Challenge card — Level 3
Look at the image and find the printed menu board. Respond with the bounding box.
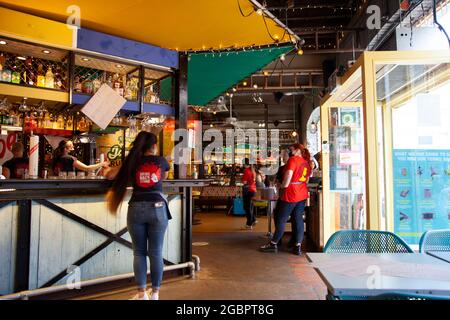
[393,149,450,244]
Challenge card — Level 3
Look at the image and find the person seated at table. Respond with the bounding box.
[51,140,109,176]
[2,142,29,179]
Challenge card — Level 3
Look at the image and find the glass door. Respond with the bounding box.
[328,105,366,231]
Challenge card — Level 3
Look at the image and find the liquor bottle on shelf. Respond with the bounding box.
[45,66,55,89]
[57,115,64,129]
[93,75,102,93]
[113,73,124,96]
[77,116,87,131]
[1,56,12,83]
[36,64,46,87]
[124,76,132,100]
[44,113,52,129]
[11,65,21,84]
[106,74,113,88]
[54,66,63,90]
[82,75,94,94]
[0,53,5,72]
[24,56,35,86]
[66,115,73,131]
[9,110,20,127]
[74,76,82,93]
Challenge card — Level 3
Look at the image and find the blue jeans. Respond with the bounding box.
[127,202,169,289]
[243,190,256,226]
[271,200,306,245]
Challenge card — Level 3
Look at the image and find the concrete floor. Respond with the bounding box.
[79,211,327,300]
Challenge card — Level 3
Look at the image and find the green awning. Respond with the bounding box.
[160,45,294,106]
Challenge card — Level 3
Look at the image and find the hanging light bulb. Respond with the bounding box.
[256,8,263,15]
[280,54,286,61]
[292,131,298,137]
[297,48,304,55]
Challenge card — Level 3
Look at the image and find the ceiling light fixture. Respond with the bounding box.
[82,57,90,61]
[42,50,51,54]
[17,56,26,61]
[0,40,7,45]
[116,64,123,68]
[280,54,286,61]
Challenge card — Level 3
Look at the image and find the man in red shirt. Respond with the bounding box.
[260,144,311,255]
[242,158,257,229]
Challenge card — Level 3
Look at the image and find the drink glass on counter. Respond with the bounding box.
[77,171,86,179]
[68,171,76,179]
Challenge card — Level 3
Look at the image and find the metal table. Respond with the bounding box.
[306,253,450,298]
[427,251,450,264]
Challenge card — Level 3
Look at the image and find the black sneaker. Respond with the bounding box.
[260,242,278,253]
[292,245,302,256]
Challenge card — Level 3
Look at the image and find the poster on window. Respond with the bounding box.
[393,149,450,244]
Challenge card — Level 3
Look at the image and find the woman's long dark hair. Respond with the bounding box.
[52,140,69,170]
[107,131,158,213]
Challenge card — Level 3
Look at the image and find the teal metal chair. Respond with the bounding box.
[369,292,450,300]
[324,230,413,253]
[419,229,450,253]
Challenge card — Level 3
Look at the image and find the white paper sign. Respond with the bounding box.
[81,84,126,130]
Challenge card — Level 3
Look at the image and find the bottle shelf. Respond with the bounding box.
[0,82,69,103]
[24,127,73,137]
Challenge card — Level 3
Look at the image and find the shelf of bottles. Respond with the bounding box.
[73,54,140,101]
[0,41,69,92]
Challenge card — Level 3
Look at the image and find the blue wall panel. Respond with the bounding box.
[77,28,178,69]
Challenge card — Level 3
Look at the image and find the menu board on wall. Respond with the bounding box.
[393,149,450,244]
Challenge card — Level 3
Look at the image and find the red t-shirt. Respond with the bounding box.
[242,167,257,193]
[281,156,310,203]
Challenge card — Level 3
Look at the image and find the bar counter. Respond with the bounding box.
[0,179,210,296]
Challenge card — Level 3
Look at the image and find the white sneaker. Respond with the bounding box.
[240,225,253,230]
[148,291,159,300]
[129,292,149,300]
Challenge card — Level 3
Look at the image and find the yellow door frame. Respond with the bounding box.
[320,50,450,244]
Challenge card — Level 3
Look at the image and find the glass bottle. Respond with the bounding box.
[45,66,54,89]
[93,75,102,93]
[113,73,124,96]
[74,76,82,93]
[106,74,113,88]
[36,64,45,87]
[82,74,93,94]
[54,66,63,90]
[25,57,35,86]
[44,112,53,129]
[11,65,21,84]
[1,56,11,83]
[66,115,73,131]
[0,53,5,73]
[57,115,64,129]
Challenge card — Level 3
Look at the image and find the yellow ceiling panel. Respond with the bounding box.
[0,0,294,51]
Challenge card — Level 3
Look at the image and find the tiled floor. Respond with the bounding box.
[80,211,327,300]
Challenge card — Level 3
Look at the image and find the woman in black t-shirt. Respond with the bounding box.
[105,131,170,300]
[2,142,29,179]
[52,140,109,176]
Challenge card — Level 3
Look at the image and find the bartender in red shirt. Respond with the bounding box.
[241,158,257,230]
[260,143,311,255]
